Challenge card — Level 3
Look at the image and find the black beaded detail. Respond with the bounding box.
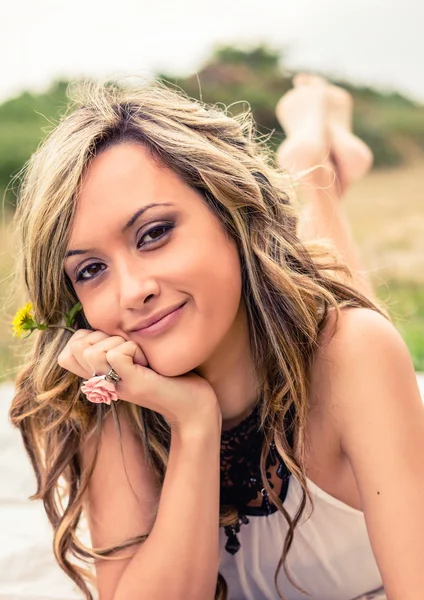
[223,514,250,554]
[220,403,294,554]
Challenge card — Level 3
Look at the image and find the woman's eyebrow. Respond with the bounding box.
[64,202,174,261]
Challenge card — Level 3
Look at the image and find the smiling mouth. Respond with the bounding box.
[133,301,187,337]
[145,302,186,329]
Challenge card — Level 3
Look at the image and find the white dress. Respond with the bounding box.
[218,475,385,600]
[218,395,385,600]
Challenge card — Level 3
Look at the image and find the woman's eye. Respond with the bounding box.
[137,224,172,247]
[74,223,173,283]
[75,263,105,283]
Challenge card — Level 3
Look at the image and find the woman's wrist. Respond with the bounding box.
[171,403,222,443]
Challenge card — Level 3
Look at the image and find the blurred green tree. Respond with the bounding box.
[1,44,424,209]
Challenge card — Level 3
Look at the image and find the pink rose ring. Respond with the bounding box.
[80,370,120,405]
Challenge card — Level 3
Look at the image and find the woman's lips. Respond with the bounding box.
[132,302,187,337]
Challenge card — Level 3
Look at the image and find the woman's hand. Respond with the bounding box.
[58,329,221,432]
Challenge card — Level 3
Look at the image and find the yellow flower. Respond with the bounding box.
[11,300,82,339]
[12,302,36,338]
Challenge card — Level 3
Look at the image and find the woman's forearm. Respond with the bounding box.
[113,416,222,600]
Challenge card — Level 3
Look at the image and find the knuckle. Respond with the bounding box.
[83,345,96,360]
[109,335,126,344]
[126,340,139,353]
[106,347,120,360]
[70,337,85,352]
[72,329,91,341]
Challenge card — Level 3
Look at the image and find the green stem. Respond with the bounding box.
[44,324,76,333]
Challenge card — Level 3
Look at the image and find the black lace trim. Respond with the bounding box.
[160,401,295,555]
[220,403,295,554]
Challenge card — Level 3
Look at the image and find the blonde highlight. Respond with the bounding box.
[8,78,385,599]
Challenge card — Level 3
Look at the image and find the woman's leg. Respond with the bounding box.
[275,75,375,299]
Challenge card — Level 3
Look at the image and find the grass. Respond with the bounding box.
[343,155,424,370]
[378,280,424,371]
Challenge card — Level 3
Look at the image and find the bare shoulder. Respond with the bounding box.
[310,305,422,448]
[315,305,408,370]
[309,311,424,596]
[311,308,424,598]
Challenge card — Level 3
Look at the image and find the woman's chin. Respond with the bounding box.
[146,355,197,378]
[143,341,211,378]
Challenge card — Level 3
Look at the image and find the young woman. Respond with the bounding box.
[9,75,424,600]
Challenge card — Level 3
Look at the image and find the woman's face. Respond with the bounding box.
[64,142,244,377]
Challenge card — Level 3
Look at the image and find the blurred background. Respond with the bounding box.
[0,0,423,382]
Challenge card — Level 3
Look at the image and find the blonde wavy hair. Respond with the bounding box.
[9,79,382,599]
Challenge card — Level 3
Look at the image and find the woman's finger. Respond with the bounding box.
[68,330,111,374]
[58,353,88,380]
[58,329,108,378]
[104,341,156,402]
[84,335,148,376]
[100,341,218,428]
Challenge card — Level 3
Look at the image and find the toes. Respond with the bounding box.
[293,73,327,88]
[275,89,298,125]
[329,85,353,110]
[293,73,311,87]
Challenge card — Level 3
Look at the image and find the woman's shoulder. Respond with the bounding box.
[310,305,415,413]
[307,304,422,477]
[316,305,405,366]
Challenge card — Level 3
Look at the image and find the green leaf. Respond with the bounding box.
[65,302,83,327]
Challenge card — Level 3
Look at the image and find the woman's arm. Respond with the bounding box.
[315,308,424,599]
[83,405,222,600]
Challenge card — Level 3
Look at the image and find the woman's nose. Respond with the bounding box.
[117,262,161,310]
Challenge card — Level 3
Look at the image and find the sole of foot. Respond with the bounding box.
[275,79,331,174]
[293,74,374,191]
[276,73,373,191]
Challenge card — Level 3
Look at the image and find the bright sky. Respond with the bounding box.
[1,0,423,103]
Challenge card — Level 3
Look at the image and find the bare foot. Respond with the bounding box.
[326,84,374,193]
[275,77,331,177]
[292,74,373,193]
[276,74,374,194]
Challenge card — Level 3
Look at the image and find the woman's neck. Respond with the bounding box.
[194,301,261,431]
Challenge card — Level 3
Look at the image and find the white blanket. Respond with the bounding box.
[0,383,91,599]
[1,377,424,599]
